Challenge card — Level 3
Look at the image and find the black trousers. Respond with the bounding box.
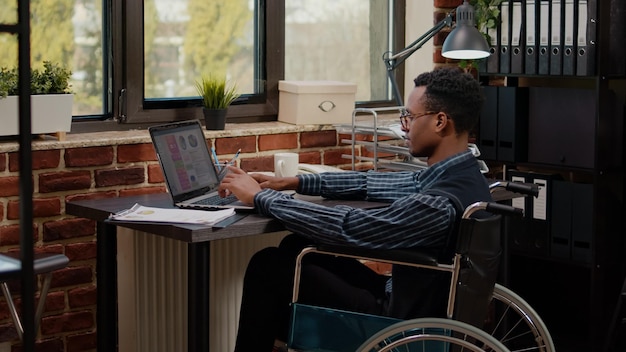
[233,234,389,352]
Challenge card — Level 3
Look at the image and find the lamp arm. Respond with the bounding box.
[383,11,454,105]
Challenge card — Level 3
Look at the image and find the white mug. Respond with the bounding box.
[274,152,299,177]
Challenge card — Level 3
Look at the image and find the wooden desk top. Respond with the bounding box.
[66,193,386,243]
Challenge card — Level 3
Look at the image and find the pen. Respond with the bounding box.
[226,148,241,166]
[211,147,221,171]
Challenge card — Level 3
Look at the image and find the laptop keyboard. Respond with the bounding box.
[195,194,238,206]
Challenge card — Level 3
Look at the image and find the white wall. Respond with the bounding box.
[404,2,435,103]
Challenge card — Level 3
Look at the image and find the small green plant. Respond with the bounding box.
[195,74,240,110]
[0,61,72,98]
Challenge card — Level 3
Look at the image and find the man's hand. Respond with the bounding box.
[217,166,262,205]
[249,173,299,191]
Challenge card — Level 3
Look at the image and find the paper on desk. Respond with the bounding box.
[109,203,235,225]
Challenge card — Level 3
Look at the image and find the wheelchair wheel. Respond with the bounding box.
[357,317,510,352]
[487,284,555,352]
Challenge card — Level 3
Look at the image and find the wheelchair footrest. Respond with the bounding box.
[288,303,401,352]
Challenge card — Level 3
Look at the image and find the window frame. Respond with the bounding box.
[100,0,404,128]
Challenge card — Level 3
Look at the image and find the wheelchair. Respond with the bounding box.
[287,181,554,352]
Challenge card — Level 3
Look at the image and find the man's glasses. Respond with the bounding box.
[399,109,437,130]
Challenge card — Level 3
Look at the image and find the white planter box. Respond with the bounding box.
[278,80,356,125]
[0,94,73,136]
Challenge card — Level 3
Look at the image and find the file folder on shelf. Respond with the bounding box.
[478,86,498,160]
[486,23,500,73]
[511,0,524,74]
[497,87,528,163]
[525,0,538,74]
[571,182,593,263]
[576,0,596,76]
[562,0,575,75]
[549,0,563,75]
[538,0,550,74]
[550,180,572,260]
[499,1,511,74]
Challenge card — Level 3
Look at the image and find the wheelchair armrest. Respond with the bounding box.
[315,244,441,267]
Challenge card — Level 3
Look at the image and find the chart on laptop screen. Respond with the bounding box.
[152,123,218,196]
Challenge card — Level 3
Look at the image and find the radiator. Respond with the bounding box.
[117,228,288,352]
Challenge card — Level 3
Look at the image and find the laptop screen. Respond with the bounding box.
[149,120,220,199]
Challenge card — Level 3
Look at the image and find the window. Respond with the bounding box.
[2,0,405,127]
[0,0,105,118]
[121,0,404,125]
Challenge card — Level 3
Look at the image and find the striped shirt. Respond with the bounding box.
[253,151,482,250]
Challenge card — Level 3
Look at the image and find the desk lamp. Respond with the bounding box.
[383,0,490,105]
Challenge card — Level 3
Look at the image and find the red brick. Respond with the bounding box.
[32,337,65,352]
[0,176,21,197]
[117,143,157,163]
[215,136,256,154]
[39,171,92,193]
[52,266,93,288]
[95,167,144,187]
[298,151,322,165]
[40,311,94,335]
[240,155,273,172]
[65,146,114,167]
[0,204,3,222]
[9,150,61,171]
[66,331,97,352]
[68,285,97,308]
[65,191,118,203]
[0,224,38,246]
[119,186,166,197]
[258,133,298,151]
[7,197,61,220]
[148,164,164,183]
[43,291,66,312]
[0,322,19,342]
[65,242,97,261]
[434,0,460,8]
[300,130,337,148]
[0,153,5,172]
[323,147,354,165]
[43,218,95,241]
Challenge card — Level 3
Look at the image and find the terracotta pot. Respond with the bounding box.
[203,108,227,130]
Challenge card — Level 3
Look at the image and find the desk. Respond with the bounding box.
[65,193,384,352]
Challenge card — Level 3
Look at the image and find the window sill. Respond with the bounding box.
[0,121,338,153]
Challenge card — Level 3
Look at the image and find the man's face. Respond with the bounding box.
[402,86,439,158]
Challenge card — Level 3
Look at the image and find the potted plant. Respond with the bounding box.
[0,61,73,138]
[194,74,239,130]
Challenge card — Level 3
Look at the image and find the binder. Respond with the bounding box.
[506,170,532,254]
[486,22,500,73]
[571,182,593,263]
[510,0,524,74]
[528,173,555,257]
[562,0,576,75]
[478,86,498,160]
[497,87,528,163]
[576,0,596,76]
[538,0,550,74]
[524,0,538,74]
[549,0,563,75]
[499,1,511,74]
[550,180,572,260]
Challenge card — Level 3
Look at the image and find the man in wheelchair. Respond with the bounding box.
[218,66,492,352]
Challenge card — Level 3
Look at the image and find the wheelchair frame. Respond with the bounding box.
[288,181,554,352]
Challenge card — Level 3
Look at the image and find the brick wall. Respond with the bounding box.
[0,128,360,351]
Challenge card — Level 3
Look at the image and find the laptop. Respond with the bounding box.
[149,120,254,211]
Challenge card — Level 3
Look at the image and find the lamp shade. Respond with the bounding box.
[442,1,490,59]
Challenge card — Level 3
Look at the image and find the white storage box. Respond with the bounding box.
[278,80,357,125]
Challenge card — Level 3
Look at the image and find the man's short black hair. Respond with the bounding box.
[413,66,484,133]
